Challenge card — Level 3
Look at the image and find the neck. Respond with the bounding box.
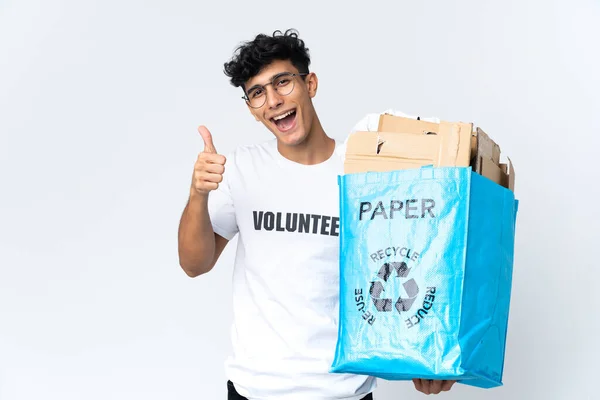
[277,115,335,165]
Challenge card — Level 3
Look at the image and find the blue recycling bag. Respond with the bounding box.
[330,166,518,388]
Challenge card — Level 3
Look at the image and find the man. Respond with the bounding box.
[177,29,456,399]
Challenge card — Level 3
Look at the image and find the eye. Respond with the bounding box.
[250,88,264,98]
[276,78,291,86]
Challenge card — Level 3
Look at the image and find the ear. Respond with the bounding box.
[306,72,318,98]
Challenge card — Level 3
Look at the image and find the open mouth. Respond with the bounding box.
[271,109,297,132]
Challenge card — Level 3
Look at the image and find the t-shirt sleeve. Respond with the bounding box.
[207,151,239,240]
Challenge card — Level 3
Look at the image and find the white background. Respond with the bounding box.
[1,0,598,399]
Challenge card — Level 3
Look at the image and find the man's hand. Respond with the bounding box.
[412,379,456,395]
[191,125,226,197]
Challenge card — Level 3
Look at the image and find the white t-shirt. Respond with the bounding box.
[207,138,377,400]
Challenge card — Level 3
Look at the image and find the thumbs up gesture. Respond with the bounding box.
[191,126,227,197]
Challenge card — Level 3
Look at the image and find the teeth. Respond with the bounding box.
[273,110,295,121]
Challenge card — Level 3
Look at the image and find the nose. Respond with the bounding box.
[265,85,283,109]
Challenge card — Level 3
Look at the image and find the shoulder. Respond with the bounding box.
[334,137,347,161]
[225,139,278,168]
[232,139,276,157]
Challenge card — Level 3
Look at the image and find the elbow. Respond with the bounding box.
[179,259,213,278]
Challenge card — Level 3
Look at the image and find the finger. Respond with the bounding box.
[430,380,443,395]
[425,379,434,395]
[196,172,223,184]
[203,163,225,174]
[198,125,217,154]
[197,181,218,191]
[419,379,431,395]
[412,378,423,393]
[199,152,226,165]
[441,380,456,391]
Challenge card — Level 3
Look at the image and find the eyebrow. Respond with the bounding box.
[246,72,292,93]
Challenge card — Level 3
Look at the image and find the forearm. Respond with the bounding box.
[178,191,216,276]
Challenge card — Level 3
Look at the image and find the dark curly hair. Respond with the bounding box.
[223,29,311,89]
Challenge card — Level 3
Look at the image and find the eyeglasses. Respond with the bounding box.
[242,72,309,109]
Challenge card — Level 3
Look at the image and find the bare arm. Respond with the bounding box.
[178,125,229,277]
[178,191,229,277]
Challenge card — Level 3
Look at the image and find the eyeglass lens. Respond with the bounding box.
[246,73,297,108]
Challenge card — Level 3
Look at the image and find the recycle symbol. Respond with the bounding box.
[369,262,419,313]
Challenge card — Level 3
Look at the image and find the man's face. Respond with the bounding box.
[244,59,318,146]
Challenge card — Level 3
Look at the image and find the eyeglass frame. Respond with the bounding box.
[241,72,309,109]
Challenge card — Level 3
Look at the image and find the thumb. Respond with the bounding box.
[198,125,217,154]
